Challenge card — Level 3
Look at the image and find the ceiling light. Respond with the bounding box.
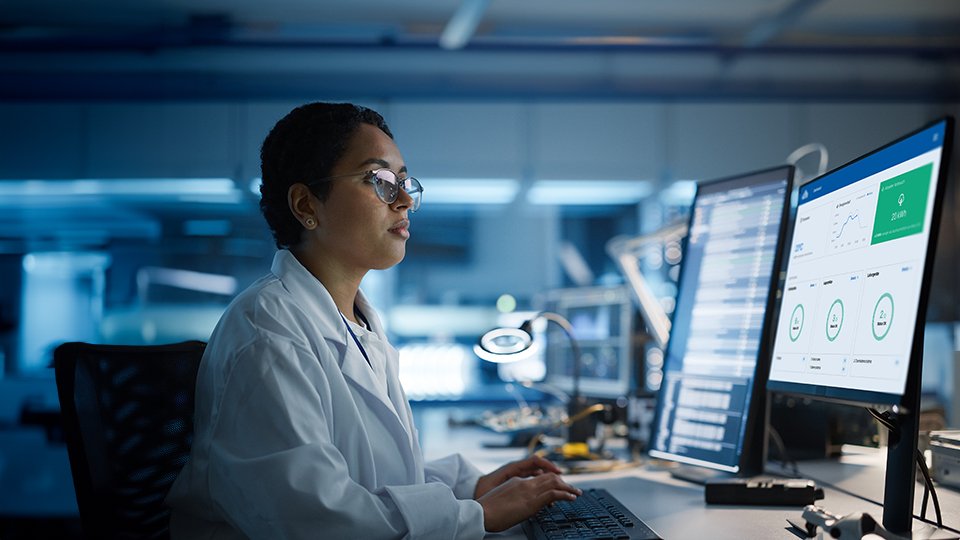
[0,178,240,199]
[420,178,519,204]
[659,180,697,205]
[527,180,653,205]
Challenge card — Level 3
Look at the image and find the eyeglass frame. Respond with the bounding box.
[305,168,423,213]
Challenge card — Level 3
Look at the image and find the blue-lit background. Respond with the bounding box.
[1,0,959,535]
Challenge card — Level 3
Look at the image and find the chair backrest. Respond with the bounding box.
[54,341,206,540]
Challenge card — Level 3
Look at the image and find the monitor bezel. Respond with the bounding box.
[648,164,795,475]
[766,117,955,409]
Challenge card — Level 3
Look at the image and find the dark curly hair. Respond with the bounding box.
[259,102,394,248]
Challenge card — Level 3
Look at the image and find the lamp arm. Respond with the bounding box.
[537,312,582,399]
[520,380,570,404]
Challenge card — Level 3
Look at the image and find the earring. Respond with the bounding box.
[305,218,316,228]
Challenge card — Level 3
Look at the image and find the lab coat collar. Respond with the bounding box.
[269,250,390,355]
[270,249,348,347]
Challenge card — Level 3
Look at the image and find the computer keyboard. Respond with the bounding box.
[523,488,662,540]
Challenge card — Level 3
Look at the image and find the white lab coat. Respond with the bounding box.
[166,250,485,539]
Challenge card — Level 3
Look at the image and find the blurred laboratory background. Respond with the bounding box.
[1,0,959,536]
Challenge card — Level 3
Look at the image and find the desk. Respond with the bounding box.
[418,411,960,539]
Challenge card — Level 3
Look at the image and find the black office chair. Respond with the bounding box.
[54,340,206,540]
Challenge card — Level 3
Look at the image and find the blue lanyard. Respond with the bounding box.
[340,310,372,368]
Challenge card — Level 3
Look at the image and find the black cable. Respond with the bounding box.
[920,478,929,521]
[918,456,930,522]
[915,451,943,527]
[867,407,897,433]
[767,426,799,477]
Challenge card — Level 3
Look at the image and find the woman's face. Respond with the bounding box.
[312,123,413,271]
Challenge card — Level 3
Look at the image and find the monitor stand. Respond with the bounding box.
[669,464,735,485]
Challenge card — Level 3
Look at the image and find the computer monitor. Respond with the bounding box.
[767,117,953,534]
[541,286,636,400]
[648,165,794,476]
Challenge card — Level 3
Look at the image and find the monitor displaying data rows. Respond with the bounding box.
[649,166,793,473]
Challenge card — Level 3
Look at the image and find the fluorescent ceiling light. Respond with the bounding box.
[137,266,238,296]
[419,178,519,204]
[659,180,697,205]
[527,180,653,205]
[0,178,240,197]
[388,304,499,337]
[439,0,490,50]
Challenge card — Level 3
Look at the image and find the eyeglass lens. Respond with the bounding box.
[371,169,422,212]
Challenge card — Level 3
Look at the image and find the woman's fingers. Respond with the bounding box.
[503,455,562,478]
[475,455,573,506]
[529,455,563,475]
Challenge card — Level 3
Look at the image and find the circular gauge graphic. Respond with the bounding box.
[825,299,844,342]
[872,293,894,341]
[789,304,804,342]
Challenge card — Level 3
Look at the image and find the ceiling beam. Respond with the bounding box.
[2,70,956,101]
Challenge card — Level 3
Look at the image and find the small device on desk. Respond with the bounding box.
[533,441,631,474]
[478,404,567,434]
[789,505,960,540]
[523,488,662,540]
[477,404,568,449]
[704,477,824,506]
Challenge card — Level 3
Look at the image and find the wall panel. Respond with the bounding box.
[0,103,86,179]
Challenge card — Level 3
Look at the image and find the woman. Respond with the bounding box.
[166,102,581,539]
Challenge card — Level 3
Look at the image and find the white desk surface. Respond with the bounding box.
[415,409,960,539]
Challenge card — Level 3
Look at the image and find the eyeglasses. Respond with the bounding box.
[307,168,423,213]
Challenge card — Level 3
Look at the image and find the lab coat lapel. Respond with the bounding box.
[271,251,420,479]
[355,293,426,481]
[337,334,401,425]
[381,342,427,481]
[340,304,423,481]
[356,297,417,431]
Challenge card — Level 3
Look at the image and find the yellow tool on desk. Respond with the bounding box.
[533,441,639,474]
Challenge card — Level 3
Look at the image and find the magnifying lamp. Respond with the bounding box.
[475,312,593,443]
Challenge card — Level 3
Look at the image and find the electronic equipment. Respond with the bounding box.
[767,117,954,534]
[648,166,794,477]
[789,505,892,540]
[704,477,823,506]
[606,221,686,353]
[606,220,687,395]
[930,430,960,491]
[540,286,637,400]
[523,488,662,540]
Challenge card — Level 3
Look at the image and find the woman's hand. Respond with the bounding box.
[474,456,581,532]
[474,455,563,499]
[477,473,582,532]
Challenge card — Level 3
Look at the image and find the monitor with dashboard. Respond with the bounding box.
[648,165,794,477]
[767,117,954,534]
